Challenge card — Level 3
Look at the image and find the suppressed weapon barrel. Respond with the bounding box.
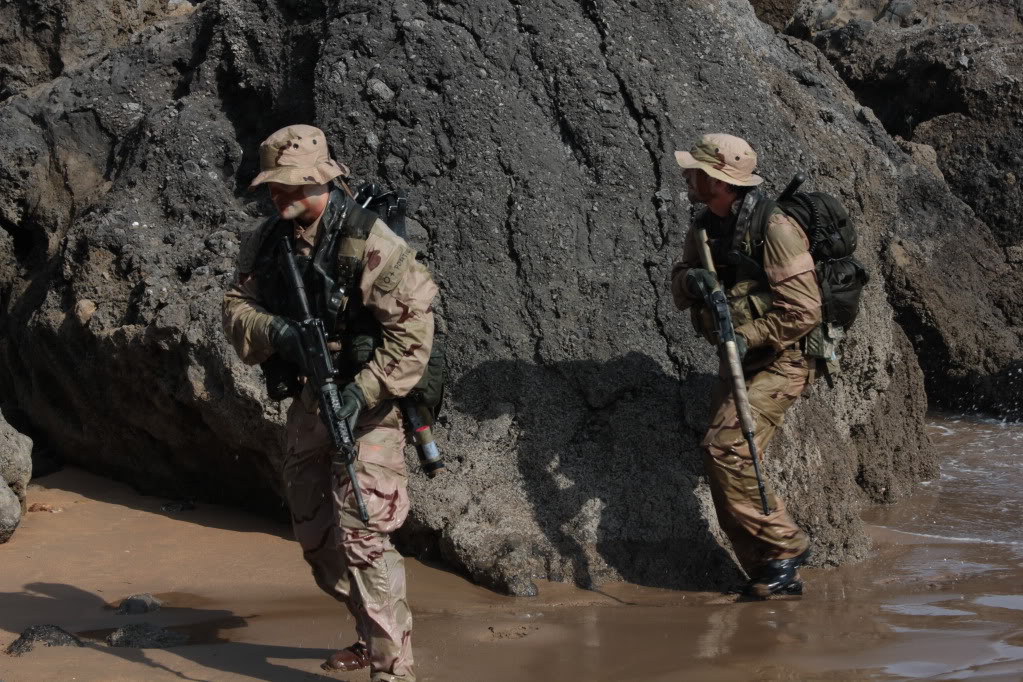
[280,237,369,522]
[693,227,772,516]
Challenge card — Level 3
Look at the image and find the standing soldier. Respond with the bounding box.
[670,134,818,598]
[223,125,435,680]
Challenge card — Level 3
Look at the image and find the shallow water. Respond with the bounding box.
[1,414,1022,681]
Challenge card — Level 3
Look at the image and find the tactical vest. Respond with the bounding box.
[249,190,381,382]
[691,201,776,346]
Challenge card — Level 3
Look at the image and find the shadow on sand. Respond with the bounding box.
[1,582,339,681]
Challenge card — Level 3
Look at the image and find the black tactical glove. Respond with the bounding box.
[685,268,719,300]
[335,382,366,433]
[269,316,307,374]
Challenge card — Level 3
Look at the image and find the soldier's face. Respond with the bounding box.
[683,168,715,204]
[268,182,329,224]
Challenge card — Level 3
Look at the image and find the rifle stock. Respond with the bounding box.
[280,237,370,523]
[693,226,772,516]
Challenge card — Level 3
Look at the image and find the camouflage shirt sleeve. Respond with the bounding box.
[222,274,276,365]
[670,227,701,310]
[353,221,438,410]
[221,218,278,365]
[735,212,821,351]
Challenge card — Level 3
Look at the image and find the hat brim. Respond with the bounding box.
[248,160,347,189]
[674,150,763,187]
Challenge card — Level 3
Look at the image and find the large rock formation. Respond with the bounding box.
[0,0,195,100]
[771,2,1023,415]
[0,0,964,593]
[0,410,33,543]
[781,0,1023,38]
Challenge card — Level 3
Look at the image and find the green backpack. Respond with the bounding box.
[745,175,870,378]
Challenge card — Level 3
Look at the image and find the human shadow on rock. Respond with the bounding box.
[455,352,741,593]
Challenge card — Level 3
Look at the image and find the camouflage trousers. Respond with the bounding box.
[702,349,811,577]
[284,394,415,682]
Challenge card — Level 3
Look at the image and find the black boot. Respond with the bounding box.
[743,547,811,599]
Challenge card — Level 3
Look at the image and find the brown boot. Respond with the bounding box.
[321,642,370,672]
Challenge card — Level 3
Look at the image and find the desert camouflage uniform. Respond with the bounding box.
[223,203,435,682]
[671,207,820,576]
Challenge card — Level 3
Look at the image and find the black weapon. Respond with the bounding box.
[778,172,806,202]
[279,236,369,522]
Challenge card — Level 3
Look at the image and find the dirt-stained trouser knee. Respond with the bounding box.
[702,349,810,576]
[284,396,414,682]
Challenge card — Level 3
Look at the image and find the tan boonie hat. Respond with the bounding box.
[674,133,763,187]
[249,124,350,189]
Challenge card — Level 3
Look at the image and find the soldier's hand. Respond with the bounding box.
[335,382,366,433]
[685,268,718,300]
[269,316,307,373]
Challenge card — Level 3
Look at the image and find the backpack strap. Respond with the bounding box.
[728,194,776,283]
[333,202,378,295]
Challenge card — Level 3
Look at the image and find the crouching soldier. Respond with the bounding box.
[670,134,818,598]
[223,125,436,680]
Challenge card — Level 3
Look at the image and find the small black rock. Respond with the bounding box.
[7,625,84,656]
[116,593,163,615]
[106,622,188,648]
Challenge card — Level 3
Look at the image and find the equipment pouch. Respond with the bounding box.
[726,279,773,329]
[408,337,447,411]
[803,322,844,374]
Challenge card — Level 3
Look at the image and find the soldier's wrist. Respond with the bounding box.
[354,371,384,411]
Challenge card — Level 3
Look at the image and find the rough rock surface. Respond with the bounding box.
[6,624,83,655]
[0,0,195,101]
[0,0,956,593]
[807,18,1023,414]
[0,410,33,542]
[783,0,1023,38]
[0,483,20,544]
[106,622,188,648]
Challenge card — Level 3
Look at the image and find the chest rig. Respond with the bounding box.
[699,189,767,289]
[692,190,776,347]
[252,190,380,375]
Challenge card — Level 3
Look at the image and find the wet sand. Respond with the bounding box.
[2,415,1022,681]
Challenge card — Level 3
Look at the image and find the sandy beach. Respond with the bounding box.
[3,415,1022,681]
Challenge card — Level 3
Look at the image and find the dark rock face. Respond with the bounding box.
[815,21,1023,248]
[751,0,804,31]
[6,624,84,655]
[106,622,188,648]
[0,411,32,543]
[0,0,195,101]
[784,0,1023,38]
[810,20,1023,414]
[0,0,946,593]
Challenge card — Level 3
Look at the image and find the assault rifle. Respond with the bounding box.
[694,226,773,517]
[279,236,370,522]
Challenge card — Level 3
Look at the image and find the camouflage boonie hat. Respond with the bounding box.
[249,124,350,188]
[675,133,763,187]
